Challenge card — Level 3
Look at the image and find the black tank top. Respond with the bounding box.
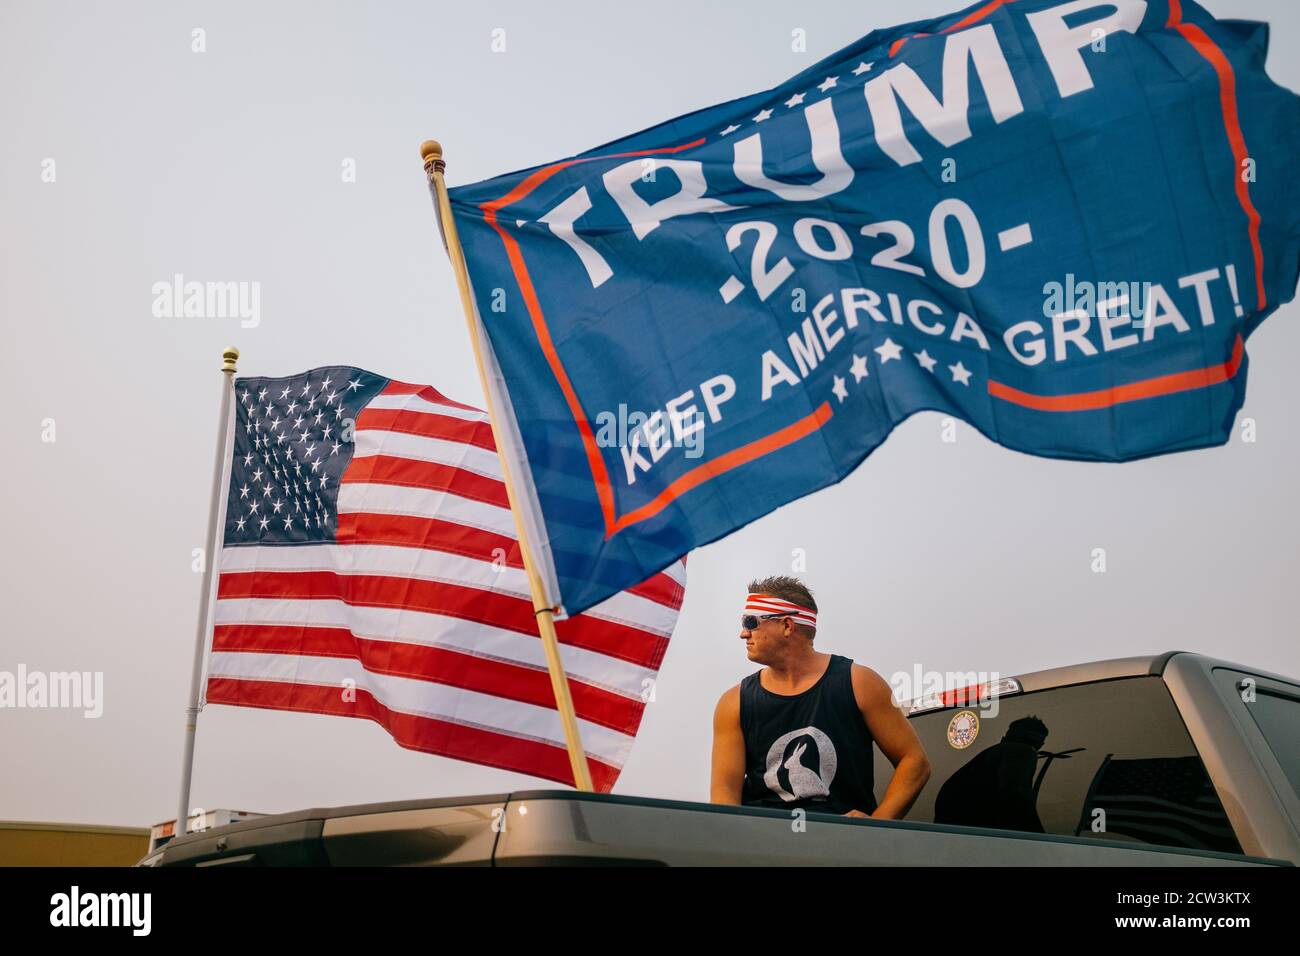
[739,654,878,815]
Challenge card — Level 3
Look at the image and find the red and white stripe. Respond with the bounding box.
[744,593,816,629]
[206,379,686,792]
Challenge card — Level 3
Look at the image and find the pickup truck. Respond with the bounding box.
[140,651,1299,866]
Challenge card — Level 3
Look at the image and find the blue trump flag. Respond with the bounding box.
[445,0,1300,616]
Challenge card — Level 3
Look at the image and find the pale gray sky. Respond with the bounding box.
[3,0,1297,827]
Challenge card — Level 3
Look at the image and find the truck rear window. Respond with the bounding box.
[874,676,1241,854]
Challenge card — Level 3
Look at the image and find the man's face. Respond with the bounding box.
[740,613,793,663]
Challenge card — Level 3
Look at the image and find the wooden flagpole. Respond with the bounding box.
[176,345,240,837]
[420,140,595,792]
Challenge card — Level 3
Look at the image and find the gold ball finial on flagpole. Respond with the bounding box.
[221,346,240,373]
[421,139,446,176]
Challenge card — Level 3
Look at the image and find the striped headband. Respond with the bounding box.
[744,594,818,629]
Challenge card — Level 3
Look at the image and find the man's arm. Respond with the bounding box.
[710,684,745,805]
[851,664,931,820]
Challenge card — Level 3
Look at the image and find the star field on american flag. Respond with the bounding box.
[225,366,388,544]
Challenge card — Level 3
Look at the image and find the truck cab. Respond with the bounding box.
[872,651,1300,862]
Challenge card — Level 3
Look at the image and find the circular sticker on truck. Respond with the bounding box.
[947,709,980,749]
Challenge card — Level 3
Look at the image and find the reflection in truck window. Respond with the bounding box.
[1071,755,1238,853]
[934,716,1048,833]
[874,677,1242,855]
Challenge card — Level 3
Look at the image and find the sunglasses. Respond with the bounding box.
[741,612,794,631]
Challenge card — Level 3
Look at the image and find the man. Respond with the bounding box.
[934,716,1048,833]
[711,575,931,818]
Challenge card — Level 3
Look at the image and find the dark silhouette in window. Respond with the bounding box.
[934,716,1049,833]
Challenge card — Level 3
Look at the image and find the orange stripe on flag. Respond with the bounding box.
[608,402,834,534]
[1168,0,1266,310]
[988,335,1244,412]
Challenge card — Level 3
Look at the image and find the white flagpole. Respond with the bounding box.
[420,140,594,792]
[175,345,240,836]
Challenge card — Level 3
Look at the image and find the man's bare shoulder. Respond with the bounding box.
[715,682,741,708]
[713,683,742,726]
[848,662,897,710]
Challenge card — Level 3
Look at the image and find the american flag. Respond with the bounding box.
[205,366,686,791]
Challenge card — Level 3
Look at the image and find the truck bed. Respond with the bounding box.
[140,790,1287,867]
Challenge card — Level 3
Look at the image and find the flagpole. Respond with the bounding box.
[420,139,595,792]
[176,345,240,836]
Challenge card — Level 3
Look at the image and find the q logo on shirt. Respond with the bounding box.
[763,726,838,801]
